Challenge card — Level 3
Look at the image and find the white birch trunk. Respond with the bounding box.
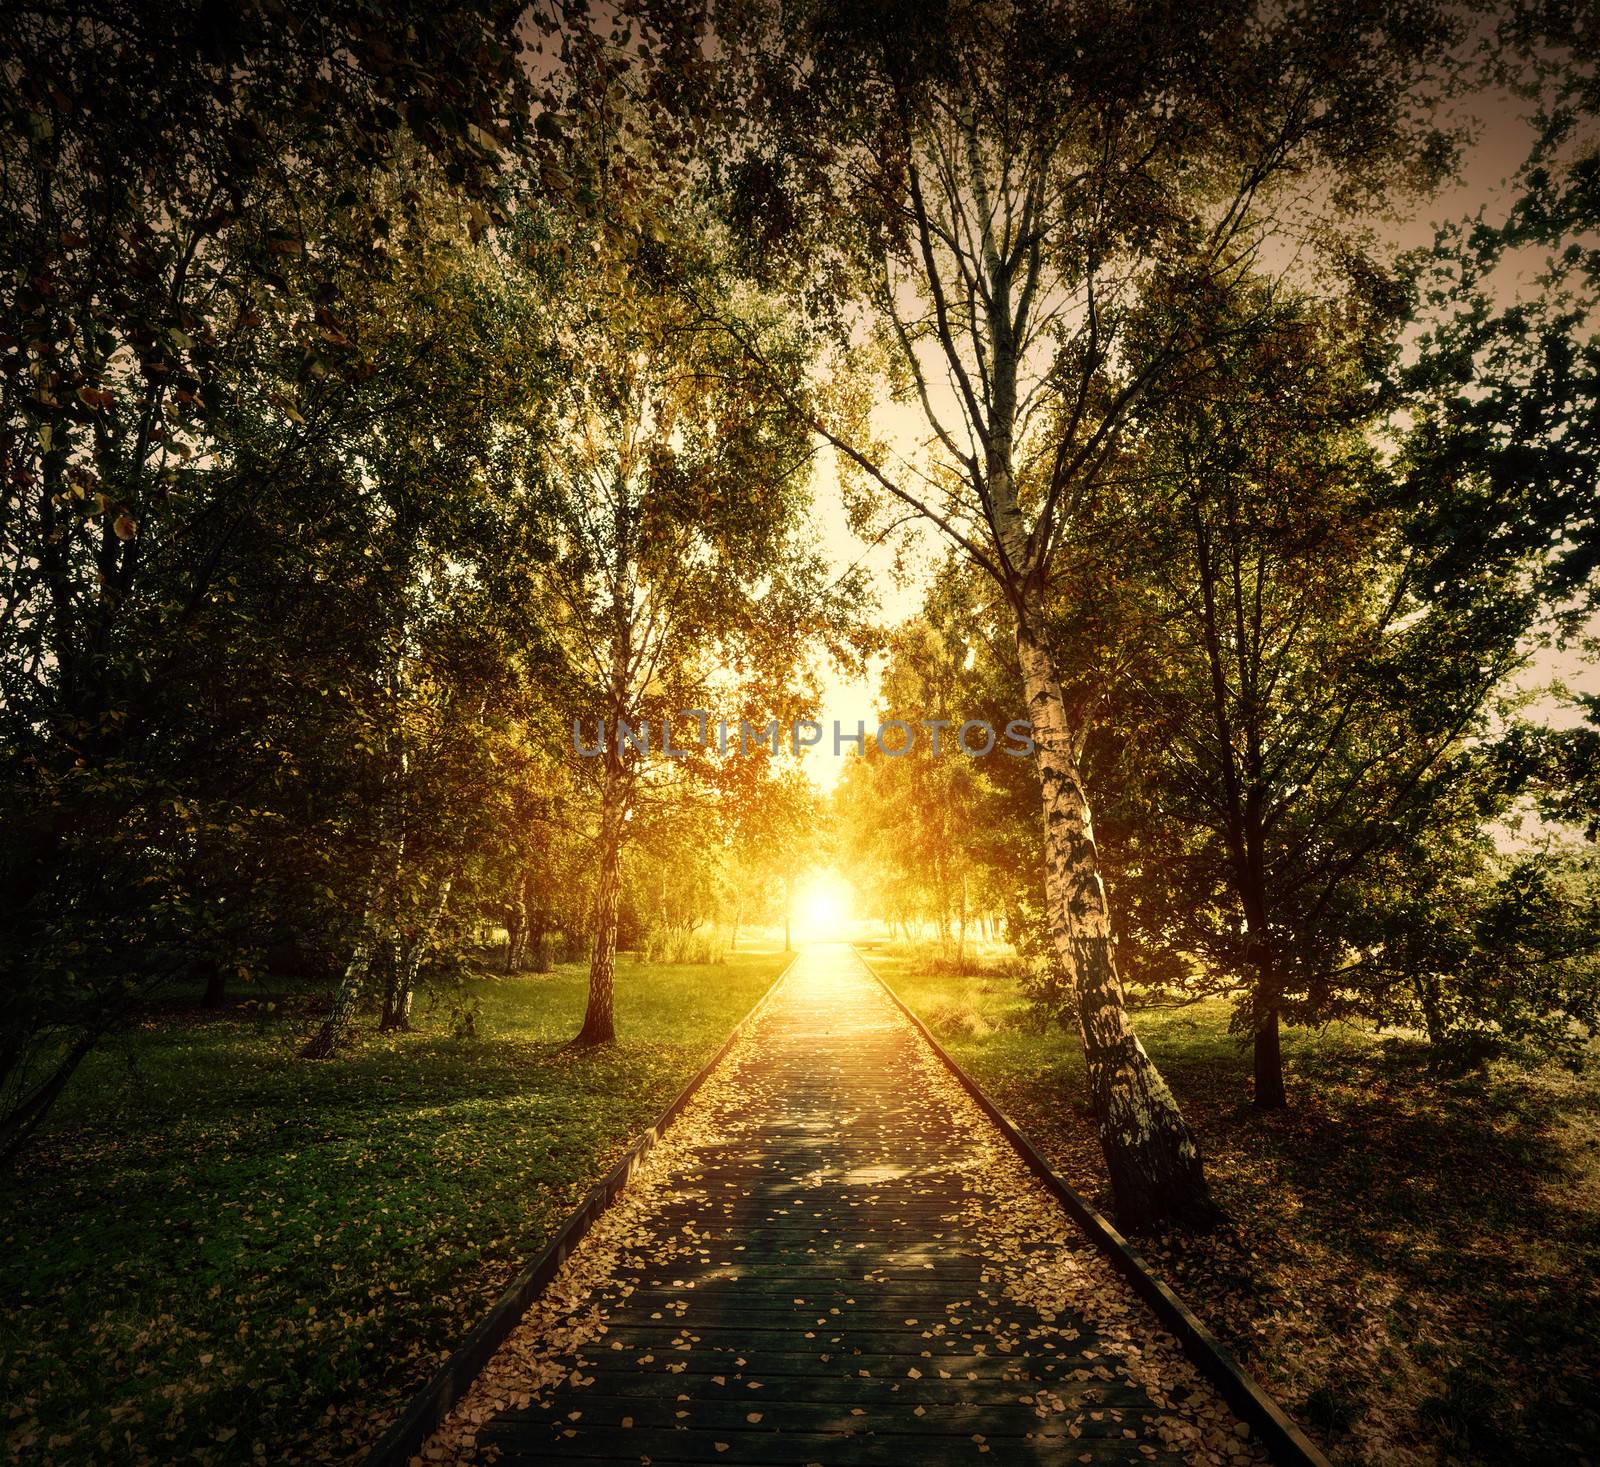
[1013,615,1215,1228]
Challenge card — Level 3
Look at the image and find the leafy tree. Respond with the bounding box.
[713,0,1464,1227]
[0,0,541,1149]
[1068,277,1530,1103]
[527,202,841,1045]
[726,767,824,953]
[836,571,1032,955]
[290,200,573,1057]
[1342,824,1600,1066]
[1400,118,1600,835]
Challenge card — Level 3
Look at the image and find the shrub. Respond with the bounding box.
[638,927,726,966]
[923,1000,995,1040]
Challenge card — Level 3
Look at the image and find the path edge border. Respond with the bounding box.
[359,948,801,1467]
[854,945,1332,1467]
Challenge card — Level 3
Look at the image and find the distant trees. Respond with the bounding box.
[835,574,1031,957]
[726,769,823,953]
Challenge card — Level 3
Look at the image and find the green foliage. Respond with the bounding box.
[834,566,1041,949]
[1399,120,1600,845]
[1352,842,1600,1068]
[1056,277,1540,1050]
[0,0,553,1150]
[1400,121,1600,627]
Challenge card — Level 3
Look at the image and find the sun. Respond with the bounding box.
[794,873,853,940]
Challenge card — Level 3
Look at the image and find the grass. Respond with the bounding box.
[864,940,1600,1467]
[0,946,790,1465]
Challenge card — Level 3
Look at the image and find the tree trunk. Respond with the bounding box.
[303,907,382,1059]
[201,964,227,1010]
[379,938,402,1031]
[574,772,624,1046]
[529,911,551,973]
[1253,1005,1287,1109]
[382,874,453,1033]
[1414,973,1447,1048]
[503,878,527,973]
[1015,616,1217,1231]
[383,970,407,1032]
[1247,930,1288,1108]
[0,1032,97,1166]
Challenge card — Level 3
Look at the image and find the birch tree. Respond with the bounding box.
[531,211,840,1045]
[717,0,1464,1226]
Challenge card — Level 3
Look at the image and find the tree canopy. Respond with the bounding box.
[1,0,1597,1240]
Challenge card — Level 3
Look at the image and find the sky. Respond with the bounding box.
[791,75,1599,789]
[801,438,940,789]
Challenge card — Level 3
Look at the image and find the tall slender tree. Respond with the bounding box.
[714,0,1465,1226]
[527,206,839,1045]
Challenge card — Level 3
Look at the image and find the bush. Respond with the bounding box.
[923,999,995,1039]
[638,927,726,966]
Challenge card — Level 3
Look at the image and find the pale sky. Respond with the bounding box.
[801,435,941,789]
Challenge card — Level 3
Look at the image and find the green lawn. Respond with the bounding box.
[862,941,1600,1467]
[1,948,789,1465]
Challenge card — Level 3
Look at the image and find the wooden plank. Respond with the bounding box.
[856,947,1332,1467]
[480,1421,1189,1466]
[539,1370,1160,1408]
[548,1399,1166,1433]
[566,1347,1118,1379]
[484,1393,1168,1436]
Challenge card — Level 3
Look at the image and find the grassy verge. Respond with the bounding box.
[1,947,790,1465]
[863,941,1600,1467]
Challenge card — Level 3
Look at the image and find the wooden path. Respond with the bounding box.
[420,946,1267,1467]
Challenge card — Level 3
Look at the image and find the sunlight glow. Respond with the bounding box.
[794,872,854,941]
